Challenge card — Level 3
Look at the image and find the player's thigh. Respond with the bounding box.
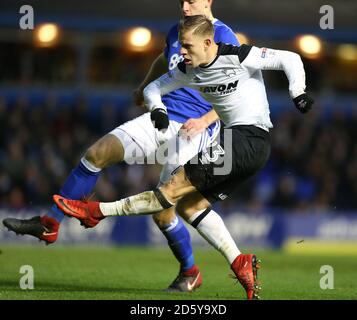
[184,125,271,204]
[196,177,239,204]
[160,167,197,203]
[158,120,221,185]
[85,133,125,168]
[158,131,203,185]
[110,112,182,165]
[108,113,157,164]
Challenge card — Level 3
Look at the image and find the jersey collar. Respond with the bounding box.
[199,42,223,69]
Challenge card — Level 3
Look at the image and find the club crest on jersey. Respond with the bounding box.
[222,69,237,78]
[200,80,239,95]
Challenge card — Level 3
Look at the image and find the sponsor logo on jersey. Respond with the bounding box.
[172,41,179,48]
[200,80,239,95]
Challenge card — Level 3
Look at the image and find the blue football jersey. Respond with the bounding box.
[163,19,239,123]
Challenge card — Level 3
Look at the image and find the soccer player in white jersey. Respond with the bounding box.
[53,15,314,299]
[3,1,240,293]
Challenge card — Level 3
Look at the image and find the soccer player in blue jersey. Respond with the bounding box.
[3,0,239,292]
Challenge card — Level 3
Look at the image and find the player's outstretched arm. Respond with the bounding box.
[241,45,314,113]
[133,53,168,106]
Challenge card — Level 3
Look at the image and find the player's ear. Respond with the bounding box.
[204,38,212,49]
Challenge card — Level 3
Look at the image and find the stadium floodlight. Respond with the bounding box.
[296,35,322,59]
[235,33,249,45]
[127,27,152,52]
[34,23,60,47]
[337,44,357,61]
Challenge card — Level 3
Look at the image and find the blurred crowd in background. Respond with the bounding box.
[1,94,356,213]
[1,1,357,215]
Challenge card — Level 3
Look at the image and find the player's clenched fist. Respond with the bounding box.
[151,108,169,131]
[293,93,314,114]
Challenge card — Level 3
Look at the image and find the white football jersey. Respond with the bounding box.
[144,44,307,131]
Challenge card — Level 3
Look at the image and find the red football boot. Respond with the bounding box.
[53,194,105,228]
[231,254,261,300]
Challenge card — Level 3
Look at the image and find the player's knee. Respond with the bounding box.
[160,171,188,202]
[84,136,124,168]
[176,197,210,221]
[160,183,181,204]
[152,208,176,228]
[84,145,108,169]
[176,200,195,221]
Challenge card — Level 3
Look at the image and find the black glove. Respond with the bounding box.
[293,93,314,114]
[151,108,169,131]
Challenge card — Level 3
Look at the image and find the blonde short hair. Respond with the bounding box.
[179,15,214,38]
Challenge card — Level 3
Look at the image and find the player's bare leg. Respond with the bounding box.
[53,170,261,299]
[50,160,202,291]
[84,133,125,169]
[54,168,195,219]
[152,207,176,229]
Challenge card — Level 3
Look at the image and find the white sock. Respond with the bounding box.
[99,190,172,216]
[188,209,241,264]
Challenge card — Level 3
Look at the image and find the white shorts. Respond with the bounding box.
[109,112,220,184]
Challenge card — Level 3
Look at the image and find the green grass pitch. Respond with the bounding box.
[0,245,356,300]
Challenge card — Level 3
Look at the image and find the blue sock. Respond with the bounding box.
[47,159,100,223]
[161,216,195,272]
